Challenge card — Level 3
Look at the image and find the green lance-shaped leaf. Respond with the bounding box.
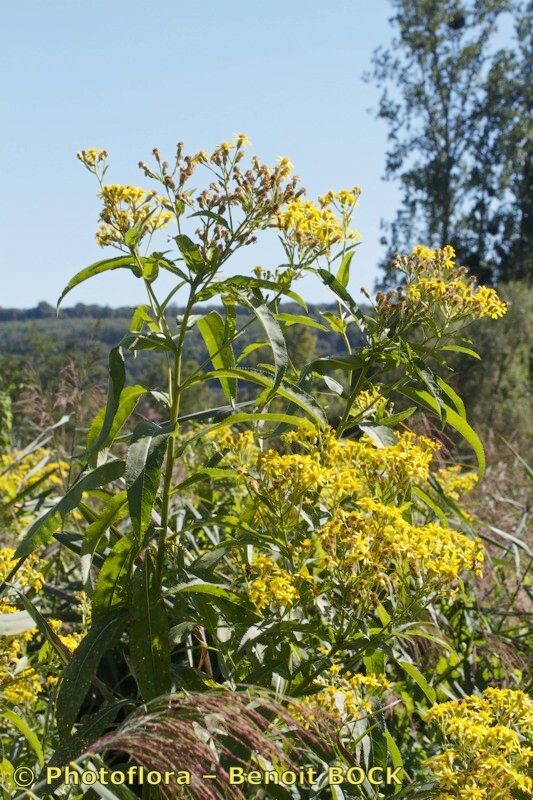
[274,313,329,332]
[92,536,137,622]
[401,387,485,477]
[197,275,307,308]
[56,611,127,739]
[1,709,44,766]
[175,234,206,272]
[240,300,288,396]
[384,728,404,794]
[440,343,480,359]
[86,384,147,462]
[436,376,466,418]
[130,552,171,701]
[175,581,246,607]
[83,348,145,462]
[197,310,237,403]
[397,660,436,704]
[81,491,128,589]
[57,256,148,308]
[316,268,370,340]
[181,367,326,428]
[125,421,169,541]
[336,250,354,288]
[15,460,126,558]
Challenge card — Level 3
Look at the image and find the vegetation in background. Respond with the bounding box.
[369,0,532,286]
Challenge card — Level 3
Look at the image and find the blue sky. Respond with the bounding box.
[1,0,402,308]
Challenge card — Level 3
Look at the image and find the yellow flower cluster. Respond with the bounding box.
[297,666,390,728]
[434,465,478,501]
[77,148,108,169]
[0,549,45,706]
[403,246,508,320]
[254,428,439,506]
[352,386,391,418]
[0,547,44,593]
[0,613,41,706]
[0,449,67,532]
[318,187,361,209]
[96,184,173,248]
[249,556,299,611]
[426,688,533,799]
[319,498,483,589]
[257,449,325,494]
[276,197,359,255]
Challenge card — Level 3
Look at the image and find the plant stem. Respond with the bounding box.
[155,281,198,584]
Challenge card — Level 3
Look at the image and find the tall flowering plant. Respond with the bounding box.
[1,136,526,800]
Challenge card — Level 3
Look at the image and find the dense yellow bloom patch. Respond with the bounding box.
[249,556,299,611]
[320,498,483,588]
[426,688,533,799]
[213,426,483,613]
[0,449,68,533]
[295,666,390,730]
[434,465,478,501]
[0,547,44,593]
[255,428,439,504]
[403,246,508,320]
[96,184,173,247]
[0,549,45,706]
[276,196,359,254]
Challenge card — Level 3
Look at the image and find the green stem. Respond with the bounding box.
[155,282,198,584]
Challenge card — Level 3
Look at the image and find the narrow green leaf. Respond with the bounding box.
[182,367,326,427]
[81,492,128,588]
[83,347,125,457]
[15,461,126,558]
[197,310,237,403]
[120,331,177,353]
[401,388,485,476]
[412,486,448,525]
[274,313,328,332]
[197,275,307,308]
[336,251,354,288]
[243,302,288,395]
[436,376,466,418]
[125,421,169,540]
[1,710,44,766]
[398,660,436,703]
[88,385,146,460]
[129,304,152,332]
[56,611,127,738]
[316,268,369,339]
[92,536,136,622]
[130,553,171,701]
[236,341,269,364]
[58,256,144,307]
[175,234,205,272]
[384,729,404,794]
[16,592,70,664]
[378,407,417,427]
[440,344,480,359]
[175,581,244,605]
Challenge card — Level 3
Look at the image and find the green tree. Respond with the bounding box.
[370,0,532,286]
